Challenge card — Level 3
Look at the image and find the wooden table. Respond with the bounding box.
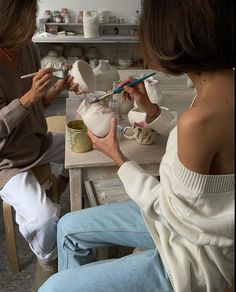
[66,70,195,211]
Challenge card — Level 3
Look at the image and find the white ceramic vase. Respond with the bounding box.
[77,99,117,137]
[83,11,99,38]
[93,59,120,91]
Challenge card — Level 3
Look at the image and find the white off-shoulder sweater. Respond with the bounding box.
[118,107,235,292]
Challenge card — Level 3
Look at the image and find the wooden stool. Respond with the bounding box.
[46,115,66,133]
[2,163,59,273]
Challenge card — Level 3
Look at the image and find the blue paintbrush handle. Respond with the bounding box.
[113,72,156,94]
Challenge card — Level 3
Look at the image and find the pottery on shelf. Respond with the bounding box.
[41,50,67,78]
[83,11,99,38]
[93,59,120,91]
[77,99,118,137]
[70,59,96,92]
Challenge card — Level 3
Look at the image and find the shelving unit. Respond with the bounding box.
[33,22,144,69]
[33,22,139,43]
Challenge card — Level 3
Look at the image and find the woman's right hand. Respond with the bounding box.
[20,68,53,108]
[121,77,158,116]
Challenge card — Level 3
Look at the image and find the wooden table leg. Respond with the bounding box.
[69,168,82,211]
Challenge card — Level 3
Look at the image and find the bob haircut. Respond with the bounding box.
[139,0,235,75]
[0,0,37,49]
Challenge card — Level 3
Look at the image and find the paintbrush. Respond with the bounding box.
[86,72,156,103]
[20,64,73,79]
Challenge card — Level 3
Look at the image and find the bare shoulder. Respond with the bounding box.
[177,106,221,174]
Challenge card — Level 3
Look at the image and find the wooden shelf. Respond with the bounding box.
[32,35,138,44]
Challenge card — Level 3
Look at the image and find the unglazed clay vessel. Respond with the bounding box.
[77,99,118,137]
[93,59,120,91]
[70,59,96,92]
[83,11,99,38]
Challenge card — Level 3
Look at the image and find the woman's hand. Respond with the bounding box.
[121,77,159,117]
[54,75,83,94]
[87,118,128,167]
[20,68,53,108]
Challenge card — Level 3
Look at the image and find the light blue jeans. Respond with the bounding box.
[39,200,173,292]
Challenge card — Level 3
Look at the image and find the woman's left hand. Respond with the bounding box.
[55,75,83,94]
[87,118,128,167]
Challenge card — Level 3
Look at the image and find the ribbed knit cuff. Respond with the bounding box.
[1,99,28,128]
[147,107,177,136]
[118,161,145,186]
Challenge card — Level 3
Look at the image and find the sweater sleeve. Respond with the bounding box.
[0,97,29,138]
[117,160,162,220]
[147,106,177,136]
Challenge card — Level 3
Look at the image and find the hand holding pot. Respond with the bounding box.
[122,77,158,116]
[87,118,128,167]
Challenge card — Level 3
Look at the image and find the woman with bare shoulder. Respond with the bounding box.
[40,1,234,291]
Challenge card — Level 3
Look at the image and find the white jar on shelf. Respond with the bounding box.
[83,11,99,38]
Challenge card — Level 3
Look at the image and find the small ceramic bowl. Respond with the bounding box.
[70,59,96,92]
[118,59,133,68]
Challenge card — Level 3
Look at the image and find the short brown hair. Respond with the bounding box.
[139,0,235,75]
[0,0,37,49]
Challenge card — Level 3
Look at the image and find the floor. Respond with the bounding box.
[0,95,69,292]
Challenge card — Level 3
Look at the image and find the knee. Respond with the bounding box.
[36,202,60,231]
[39,273,63,292]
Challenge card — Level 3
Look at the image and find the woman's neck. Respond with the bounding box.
[187,69,234,100]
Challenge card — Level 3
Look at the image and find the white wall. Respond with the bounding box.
[37,0,141,23]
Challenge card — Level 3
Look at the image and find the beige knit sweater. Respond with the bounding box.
[0,42,49,188]
[118,107,235,292]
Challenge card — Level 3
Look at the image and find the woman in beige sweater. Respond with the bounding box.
[0,0,80,289]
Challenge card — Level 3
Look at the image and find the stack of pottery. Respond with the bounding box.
[93,59,120,91]
[41,50,67,78]
[83,11,99,38]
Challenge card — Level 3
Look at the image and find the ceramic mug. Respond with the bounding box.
[123,126,157,145]
[67,120,93,153]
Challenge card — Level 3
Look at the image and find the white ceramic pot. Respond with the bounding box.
[70,59,96,92]
[83,11,99,38]
[144,77,163,105]
[93,59,120,91]
[77,99,117,137]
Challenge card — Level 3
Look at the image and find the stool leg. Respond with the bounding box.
[45,174,59,204]
[2,202,20,273]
